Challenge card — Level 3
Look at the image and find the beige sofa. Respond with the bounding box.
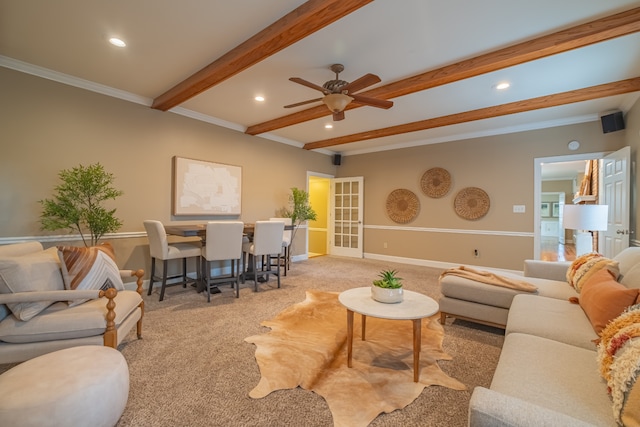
[0,242,144,364]
[438,248,640,426]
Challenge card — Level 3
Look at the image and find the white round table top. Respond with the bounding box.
[338,287,439,320]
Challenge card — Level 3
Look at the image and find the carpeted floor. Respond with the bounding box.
[1,255,505,426]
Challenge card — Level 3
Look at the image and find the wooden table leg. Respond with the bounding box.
[361,314,367,340]
[412,318,421,382]
[347,309,354,368]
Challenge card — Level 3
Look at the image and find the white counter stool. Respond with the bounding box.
[0,345,129,427]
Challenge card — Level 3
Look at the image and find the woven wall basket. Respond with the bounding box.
[386,189,420,224]
[454,187,490,220]
[420,167,451,198]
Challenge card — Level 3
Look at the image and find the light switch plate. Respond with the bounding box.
[513,205,525,213]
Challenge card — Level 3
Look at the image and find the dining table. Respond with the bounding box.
[163,222,293,292]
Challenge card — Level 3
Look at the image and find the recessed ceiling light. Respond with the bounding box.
[109,37,126,47]
[495,82,510,90]
[254,96,265,102]
[324,123,333,129]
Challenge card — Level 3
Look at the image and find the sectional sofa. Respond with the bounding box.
[439,247,640,426]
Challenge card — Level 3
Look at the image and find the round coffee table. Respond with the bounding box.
[338,287,439,382]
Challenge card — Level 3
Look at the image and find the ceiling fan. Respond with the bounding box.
[284,64,393,121]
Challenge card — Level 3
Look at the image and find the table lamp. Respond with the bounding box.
[562,204,608,255]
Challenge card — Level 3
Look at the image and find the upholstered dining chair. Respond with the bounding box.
[242,220,285,291]
[201,221,244,302]
[269,217,292,276]
[143,220,201,301]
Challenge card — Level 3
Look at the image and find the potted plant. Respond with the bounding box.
[371,269,404,303]
[39,163,124,247]
[281,187,317,247]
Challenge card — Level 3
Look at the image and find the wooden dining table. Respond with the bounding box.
[163,222,293,292]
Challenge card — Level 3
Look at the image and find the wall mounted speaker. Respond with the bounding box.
[601,111,625,134]
[332,154,342,166]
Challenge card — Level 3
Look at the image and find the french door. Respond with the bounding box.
[329,177,363,258]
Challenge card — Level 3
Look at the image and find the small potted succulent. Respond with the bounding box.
[371,269,404,303]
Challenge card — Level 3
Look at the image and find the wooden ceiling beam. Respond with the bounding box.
[246,7,640,136]
[302,77,640,150]
[151,0,373,111]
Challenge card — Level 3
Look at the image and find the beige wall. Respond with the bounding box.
[336,120,631,269]
[624,100,640,238]
[0,67,336,273]
[1,66,637,272]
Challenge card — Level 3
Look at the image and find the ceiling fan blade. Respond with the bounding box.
[284,98,323,108]
[333,111,345,121]
[289,77,329,94]
[351,94,393,109]
[341,73,381,94]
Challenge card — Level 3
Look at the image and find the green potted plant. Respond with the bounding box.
[371,269,404,303]
[39,163,124,247]
[281,187,317,246]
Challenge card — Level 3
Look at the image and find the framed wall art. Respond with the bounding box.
[172,156,242,216]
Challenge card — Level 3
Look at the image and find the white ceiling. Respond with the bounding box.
[1,0,639,156]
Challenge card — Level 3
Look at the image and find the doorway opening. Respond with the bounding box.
[534,152,608,260]
[308,173,332,258]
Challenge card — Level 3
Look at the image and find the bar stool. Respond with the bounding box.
[143,220,201,301]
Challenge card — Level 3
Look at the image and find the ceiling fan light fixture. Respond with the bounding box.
[323,93,353,113]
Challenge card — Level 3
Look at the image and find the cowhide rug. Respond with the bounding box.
[245,290,466,427]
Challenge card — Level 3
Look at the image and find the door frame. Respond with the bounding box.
[307,171,334,258]
[534,151,608,260]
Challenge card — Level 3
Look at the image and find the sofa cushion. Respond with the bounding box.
[57,244,124,307]
[619,263,640,289]
[566,253,619,293]
[578,269,639,335]
[0,290,142,343]
[506,294,598,350]
[0,247,65,321]
[613,247,640,277]
[490,333,613,426]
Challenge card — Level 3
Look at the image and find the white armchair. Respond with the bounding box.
[0,242,144,364]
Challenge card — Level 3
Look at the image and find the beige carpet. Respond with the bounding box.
[246,290,466,427]
[0,255,504,426]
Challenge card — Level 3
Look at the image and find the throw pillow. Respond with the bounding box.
[566,252,620,293]
[0,247,65,321]
[579,269,638,335]
[57,243,124,307]
[596,304,640,426]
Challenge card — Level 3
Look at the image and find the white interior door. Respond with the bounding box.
[330,177,363,258]
[601,146,630,257]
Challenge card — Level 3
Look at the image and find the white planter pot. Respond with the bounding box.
[371,285,403,303]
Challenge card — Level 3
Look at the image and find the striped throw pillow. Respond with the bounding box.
[57,243,124,307]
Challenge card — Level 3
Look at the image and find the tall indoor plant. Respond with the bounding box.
[39,163,124,246]
[282,187,317,246]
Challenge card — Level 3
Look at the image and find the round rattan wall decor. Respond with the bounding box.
[386,189,420,224]
[454,187,490,220]
[420,167,451,198]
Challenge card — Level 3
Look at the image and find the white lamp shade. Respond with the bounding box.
[563,204,608,231]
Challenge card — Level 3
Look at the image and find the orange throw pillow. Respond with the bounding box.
[579,268,639,335]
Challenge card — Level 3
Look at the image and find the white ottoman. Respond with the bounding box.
[0,345,129,427]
